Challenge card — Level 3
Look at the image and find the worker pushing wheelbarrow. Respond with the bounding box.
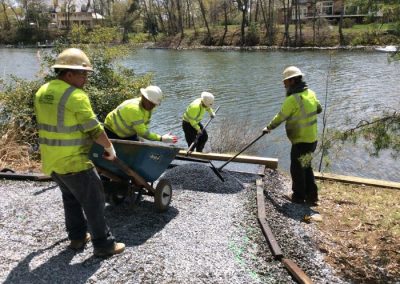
[90,139,180,212]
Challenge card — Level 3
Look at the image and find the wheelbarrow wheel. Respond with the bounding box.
[154,178,172,212]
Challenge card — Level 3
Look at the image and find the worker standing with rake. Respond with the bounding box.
[182,92,216,152]
[263,66,322,206]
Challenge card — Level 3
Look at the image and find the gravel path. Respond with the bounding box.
[0,164,346,283]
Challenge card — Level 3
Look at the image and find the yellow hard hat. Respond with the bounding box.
[282,66,303,81]
[52,48,93,71]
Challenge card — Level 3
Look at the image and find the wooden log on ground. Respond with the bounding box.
[0,172,52,181]
[178,151,278,169]
[314,172,400,190]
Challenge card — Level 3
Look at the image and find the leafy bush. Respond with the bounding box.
[245,23,260,46]
[342,18,355,29]
[0,39,151,166]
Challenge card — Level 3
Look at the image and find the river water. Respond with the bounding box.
[1,48,399,182]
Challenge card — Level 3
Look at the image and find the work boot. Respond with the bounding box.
[69,233,91,250]
[283,193,304,204]
[94,242,125,257]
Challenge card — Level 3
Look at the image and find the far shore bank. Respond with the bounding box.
[1,42,397,53]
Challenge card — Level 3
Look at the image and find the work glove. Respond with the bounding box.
[104,144,117,160]
[161,133,178,144]
[210,112,216,118]
[262,127,271,134]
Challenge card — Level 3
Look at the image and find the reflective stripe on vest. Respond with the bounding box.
[39,137,92,146]
[38,86,94,147]
[286,93,318,130]
[37,86,99,133]
[112,107,146,136]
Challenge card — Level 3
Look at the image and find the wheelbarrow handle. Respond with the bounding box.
[112,157,154,193]
[186,106,220,155]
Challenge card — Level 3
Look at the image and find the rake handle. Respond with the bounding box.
[218,132,266,171]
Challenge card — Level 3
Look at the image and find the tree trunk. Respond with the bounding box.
[176,0,184,39]
[338,0,345,46]
[198,0,212,44]
[1,1,11,30]
[154,0,166,33]
[282,0,290,46]
[220,0,228,45]
[237,0,248,46]
[312,0,316,46]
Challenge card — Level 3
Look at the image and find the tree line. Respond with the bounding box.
[1,0,400,46]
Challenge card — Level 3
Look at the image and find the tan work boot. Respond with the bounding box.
[69,233,91,250]
[94,242,125,257]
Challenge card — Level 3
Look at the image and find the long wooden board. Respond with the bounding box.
[177,151,278,169]
[0,172,52,181]
[314,172,400,190]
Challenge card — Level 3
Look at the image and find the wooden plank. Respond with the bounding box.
[314,172,400,190]
[282,258,313,284]
[256,180,266,218]
[256,180,283,258]
[258,217,283,258]
[177,151,278,169]
[0,172,51,181]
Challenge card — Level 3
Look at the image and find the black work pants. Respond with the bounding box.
[105,127,138,141]
[51,168,115,249]
[290,141,318,203]
[182,121,208,152]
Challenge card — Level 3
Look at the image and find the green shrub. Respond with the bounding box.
[245,23,260,46]
[342,18,355,29]
[0,42,151,151]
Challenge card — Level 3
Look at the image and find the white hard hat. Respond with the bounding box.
[201,92,214,107]
[282,66,304,81]
[52,48,93,71]
[140,85,163,105]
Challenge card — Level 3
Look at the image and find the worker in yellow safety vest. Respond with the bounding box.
[34,48,125,257]
[263,66,322,206]
[182,92,216,152]
[104,85,178,144]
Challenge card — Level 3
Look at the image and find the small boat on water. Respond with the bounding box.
[375,45,398,53]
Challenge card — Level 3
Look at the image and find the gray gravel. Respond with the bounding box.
[0,165,347,283]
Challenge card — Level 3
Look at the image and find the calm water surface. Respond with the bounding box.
[1,48,399,181]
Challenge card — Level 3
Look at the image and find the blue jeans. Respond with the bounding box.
[51,168,115,249]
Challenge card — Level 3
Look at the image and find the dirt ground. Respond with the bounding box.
[314,180,400,283]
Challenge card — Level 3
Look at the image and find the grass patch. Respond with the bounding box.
[316,180,400,282]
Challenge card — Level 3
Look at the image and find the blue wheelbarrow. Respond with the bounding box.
[89,139,180,212]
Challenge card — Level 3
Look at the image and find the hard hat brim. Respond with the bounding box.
[282,73,303,82]
[52,64,94,71]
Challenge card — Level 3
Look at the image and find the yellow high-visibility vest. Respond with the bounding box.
[104,97,161,141]
[34,79,103,175]
[182,98,213,131]
[268,89,322,144]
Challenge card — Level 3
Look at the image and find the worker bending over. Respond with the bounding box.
[182,92,216,152]
[34,48,125,257]
[263,66,322,206]
[104,85,178,144]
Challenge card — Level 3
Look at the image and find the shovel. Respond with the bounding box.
[186,106,220,155]
[217,132,267,174]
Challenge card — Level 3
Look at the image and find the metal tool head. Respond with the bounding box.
[209,161,225,182]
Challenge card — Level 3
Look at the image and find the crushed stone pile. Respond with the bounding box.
[0,165,346,283]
